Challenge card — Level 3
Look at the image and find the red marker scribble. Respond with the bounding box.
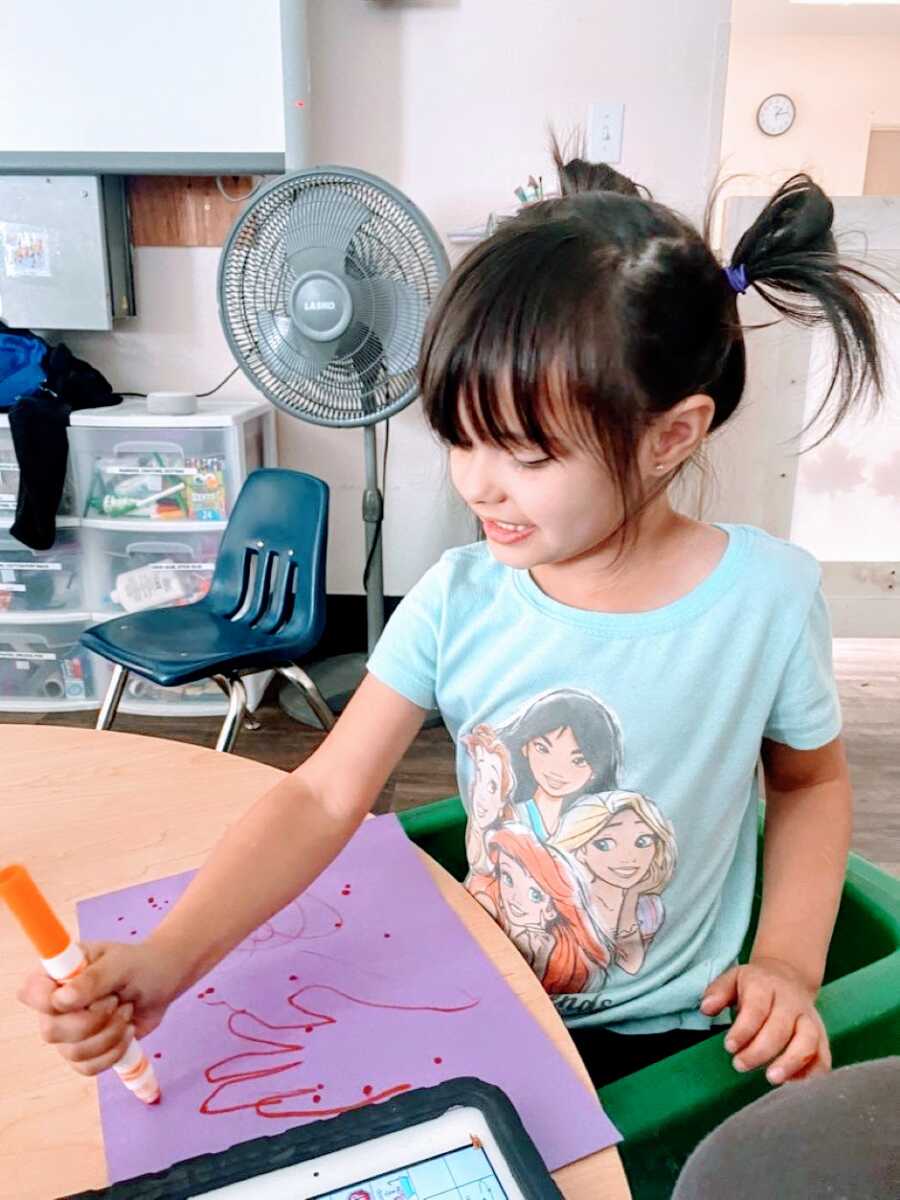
[236,892,345,956]
[198,984,476,1120]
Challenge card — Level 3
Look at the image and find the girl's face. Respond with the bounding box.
[449,428,624,569]
[523,725,592,799]
[498,850,555,929]
[471,744,505,824]
[578,807,657,889]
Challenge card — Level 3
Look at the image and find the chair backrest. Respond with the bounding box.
[209,468,329,642]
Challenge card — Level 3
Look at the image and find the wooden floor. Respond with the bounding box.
[2,639,896,876]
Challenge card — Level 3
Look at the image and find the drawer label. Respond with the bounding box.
[0,561,62,572]
[0,651,56,661]
[104,465,198,477]
[148,561,214,572]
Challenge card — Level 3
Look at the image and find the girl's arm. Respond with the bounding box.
[702,736,851,1084]
[22,674,427,1071]
[149,673,429,992]
[752,736,851,990]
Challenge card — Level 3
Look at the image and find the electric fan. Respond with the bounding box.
[217,166,450,723]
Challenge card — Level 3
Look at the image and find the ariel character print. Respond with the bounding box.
[460,723,515,894]
[556,791,677,976]
[500,689,624,840]
[479,822,611,994]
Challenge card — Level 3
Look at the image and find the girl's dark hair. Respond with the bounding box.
[550,131,650,200]
[501,690,623,811]
[420,173,889,545]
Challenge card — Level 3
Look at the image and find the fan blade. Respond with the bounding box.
[333,320,385,416]
[367,278,429,375]
[256,310,338,381]
[283,188,371,266]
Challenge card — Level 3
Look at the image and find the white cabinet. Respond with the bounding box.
[0,396,278,717]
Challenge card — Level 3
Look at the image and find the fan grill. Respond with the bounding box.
[219,168,448,427]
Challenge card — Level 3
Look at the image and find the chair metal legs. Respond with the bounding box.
[96,664,129,732]
[212,675,248,753]
[278,664,336,731]
[95,664,331,751]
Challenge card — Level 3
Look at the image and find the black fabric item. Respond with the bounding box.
[569,1023,720,1089]
[9,343,119,550]
[673,1057,900,1199]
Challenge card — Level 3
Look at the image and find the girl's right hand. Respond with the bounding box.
[16,940,182,1076]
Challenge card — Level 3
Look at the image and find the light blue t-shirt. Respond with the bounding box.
[367,524,841,1034]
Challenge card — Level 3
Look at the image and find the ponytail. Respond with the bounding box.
[725,174,892,440]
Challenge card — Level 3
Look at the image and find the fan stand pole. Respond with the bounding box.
[278,425,444,731]
[363,423,386,654]
[278,427,385,726]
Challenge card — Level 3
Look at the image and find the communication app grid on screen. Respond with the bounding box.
[313,1142,508,1200]
[195,1107,534,1200]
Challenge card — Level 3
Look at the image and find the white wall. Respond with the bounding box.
[55,0,732,593]
[702,0,900,540]
[721,30,900,199]
[0,1,284,153]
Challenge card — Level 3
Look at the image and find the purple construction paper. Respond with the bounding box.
[77,815,620,1184]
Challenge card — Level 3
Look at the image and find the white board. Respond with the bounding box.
[0,1,285,155]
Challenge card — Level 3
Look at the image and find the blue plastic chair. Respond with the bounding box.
[82,468,335,752]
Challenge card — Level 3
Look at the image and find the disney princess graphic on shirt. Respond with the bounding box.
[498,689,624,840]
[459,688,678,989]
[460,723,515,888]
[477,822,611,994]
[555,791,677,975]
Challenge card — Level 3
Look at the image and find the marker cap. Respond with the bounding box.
[0,864,71,959]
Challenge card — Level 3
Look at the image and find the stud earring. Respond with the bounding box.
[654,464,667,473]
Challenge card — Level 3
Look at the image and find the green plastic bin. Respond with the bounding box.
[397,796,900,1200]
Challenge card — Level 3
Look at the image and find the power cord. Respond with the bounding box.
[363,417,390,593]
[196,365,241,397]
[215,175,265,204]
[115,364,242,402]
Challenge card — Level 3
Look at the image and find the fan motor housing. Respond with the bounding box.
[290,270,353,343]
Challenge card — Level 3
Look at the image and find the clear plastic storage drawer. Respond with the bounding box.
[0,426,75,516]
[82,527,222,614]
[71,430,233,522]
[0,524,83,614]
[0,618,103,709]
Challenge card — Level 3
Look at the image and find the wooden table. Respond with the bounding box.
[0,726,630,1200]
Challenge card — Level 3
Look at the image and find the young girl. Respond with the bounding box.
[22,174,883,1091]
[478,823,611,994]
[555,791,677,977]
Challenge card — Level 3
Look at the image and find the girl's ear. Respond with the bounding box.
[642,394,716,474]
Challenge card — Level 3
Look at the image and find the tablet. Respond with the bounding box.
[67,1078,563,1200]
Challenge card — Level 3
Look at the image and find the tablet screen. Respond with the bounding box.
[195,1105,531,1200]
[312,1140,508,1200]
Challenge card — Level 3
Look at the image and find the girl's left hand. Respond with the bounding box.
[700,956,831,1085]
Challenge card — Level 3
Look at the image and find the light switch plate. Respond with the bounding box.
[587,102,625,164]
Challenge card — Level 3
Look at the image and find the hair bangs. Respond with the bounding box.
[421,228,614,460]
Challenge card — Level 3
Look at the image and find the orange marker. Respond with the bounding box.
[0,864,160,1105]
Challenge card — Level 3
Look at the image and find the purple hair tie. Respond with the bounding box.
[724,263,749,294]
